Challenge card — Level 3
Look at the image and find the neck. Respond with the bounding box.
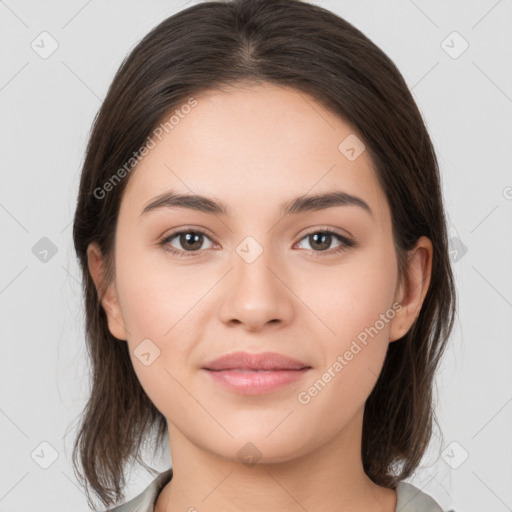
[155,407,396,512]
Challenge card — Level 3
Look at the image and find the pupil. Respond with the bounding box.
[182,232,202,250]
[311,232,330,251]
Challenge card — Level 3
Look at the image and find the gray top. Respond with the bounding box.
[107,468,444,512]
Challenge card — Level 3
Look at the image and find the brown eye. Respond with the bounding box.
[160,229,215,258]
[177,232,204,251]
[296,229,355,256]
[307,232,333,251]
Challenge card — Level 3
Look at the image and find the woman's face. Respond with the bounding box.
[90,83,426,464]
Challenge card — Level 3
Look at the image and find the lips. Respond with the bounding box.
[202,351,310,371]
[201,351,311,395]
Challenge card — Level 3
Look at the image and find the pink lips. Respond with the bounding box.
[201,351,311,395]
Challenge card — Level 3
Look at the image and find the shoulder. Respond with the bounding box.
[104,468,173,512]
[395,481,445,512]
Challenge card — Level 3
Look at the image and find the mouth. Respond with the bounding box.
[201,351,311,395]
[202,368,311,395]
[207,368,293,372]
[202,351,310,372]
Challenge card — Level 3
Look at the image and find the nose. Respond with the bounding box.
[217,241,294,332]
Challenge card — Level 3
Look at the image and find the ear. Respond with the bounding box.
[87,242,128,341]
[389,236,433,342]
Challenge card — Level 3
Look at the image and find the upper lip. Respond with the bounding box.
[202,351,310,371]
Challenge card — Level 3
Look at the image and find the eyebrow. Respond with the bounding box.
[140,189,373,218]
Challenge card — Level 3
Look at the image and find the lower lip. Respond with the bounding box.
[203,368,310,395]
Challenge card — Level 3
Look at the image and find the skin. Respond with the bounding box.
[88,83,432,512]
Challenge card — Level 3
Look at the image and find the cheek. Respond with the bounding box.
[302,247,398,397]
[114,239,209,342]
[114,265,198,424]
[314,254,398,346]
[113,243,229,412]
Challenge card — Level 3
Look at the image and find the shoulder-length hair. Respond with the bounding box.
[72,0,456,508]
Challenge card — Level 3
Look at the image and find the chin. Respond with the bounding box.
[204,428,313,466]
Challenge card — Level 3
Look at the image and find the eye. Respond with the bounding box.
[159,229,215,258]
[295,229,355,257]
[159,227,356,259]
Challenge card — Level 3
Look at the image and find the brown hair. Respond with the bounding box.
[71,0,456,508]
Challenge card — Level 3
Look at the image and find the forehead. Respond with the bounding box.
[121,83,389,224]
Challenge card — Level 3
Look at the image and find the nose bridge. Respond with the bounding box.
[233,232,281,301]
[217,232,293,329]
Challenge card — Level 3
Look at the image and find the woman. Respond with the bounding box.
[71,1,456,511]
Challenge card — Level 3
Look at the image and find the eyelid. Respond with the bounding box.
[298,225,354,242]
[159,225,217,244]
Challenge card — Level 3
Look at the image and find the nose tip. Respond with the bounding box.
[217,247,295,331]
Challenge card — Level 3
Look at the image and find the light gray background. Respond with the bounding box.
[1,1,511,511]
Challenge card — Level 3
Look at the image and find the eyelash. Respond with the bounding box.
[158,227,356,259]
